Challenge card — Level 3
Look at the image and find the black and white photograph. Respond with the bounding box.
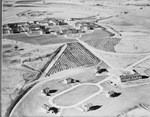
[1,0,150,117]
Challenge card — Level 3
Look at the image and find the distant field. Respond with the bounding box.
[79,29,114,41]
[3,34,77,45]
[15,0,42,4]
[14,5,39,7]
[85,37,121,52]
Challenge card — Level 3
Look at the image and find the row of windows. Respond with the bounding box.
[120,74,142,82]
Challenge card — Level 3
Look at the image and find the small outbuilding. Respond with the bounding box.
[29,28,43,35]
[50,31,57,35]
[43,104,60,114]
[83,103,102,112]
[3,24,10,30]
[12,27,21,33]
[49,18,60,26]
[8,23,18,28]
[42,87,58,96]
[3,29,11,34]
[63,78,80,84]
[44,28,51,34]
[75,22,82,29]
[106,91,122,98]
[80,25,90,31]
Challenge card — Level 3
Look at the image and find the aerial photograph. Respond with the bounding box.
[2,0,150,117]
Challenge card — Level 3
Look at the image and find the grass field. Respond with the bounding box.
[53,84,99,106]
[85,37,121,52]
[3,34,77,45]
[79,29,114,41]
[62,83,150,117]
[15,0,42,4]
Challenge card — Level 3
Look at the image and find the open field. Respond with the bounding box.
[8,79,71,117]
[96,9,150,54]
[91,50,150,68]
[15,0,42,4]
[7,66,104,117]
[53,85,99,106]
[79,29,114,41]
[2,39,62,117]
[63,83,150,117]
[2,1,100,24]
[79,29,121,52]
[115,35,150,54]
[2,0,150,117]
[85,37,121,52]
[2,68,38,117]
[3,34,77,45]
[8,60,150,117]
[133,58,150,76]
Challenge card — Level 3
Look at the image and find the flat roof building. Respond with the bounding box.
[50,18,60,26]
[80,25,90,31]
[120,73,142,83]
[12,27,21,33]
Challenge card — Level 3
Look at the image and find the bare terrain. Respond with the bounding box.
[2,0,150,117]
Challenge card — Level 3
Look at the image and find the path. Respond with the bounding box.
[46,76,111,116]
[126,55,150,70]
[8,16,150,117]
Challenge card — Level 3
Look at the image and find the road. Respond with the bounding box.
[126,55,150,70]
[8,14,150,117]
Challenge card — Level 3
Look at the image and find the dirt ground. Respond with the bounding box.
[2,39,61,117]
[90,49,149,68]
[8,67,104,116]
[2,0,150,117]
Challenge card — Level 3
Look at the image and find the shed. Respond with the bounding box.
[3,29,11,34]
[75,23,82,29]
[69,29,78,34]
[80,25,90,31]
[8,23,18,28]
[29,24,40,31]
[3,24,10,30]
[39,25,46,30]
[12,27,21,33]
[44,28,51,34]
[50,31,57,35]
[30,28,43,35]
[49,18,60,26]
[39,21,49,26]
